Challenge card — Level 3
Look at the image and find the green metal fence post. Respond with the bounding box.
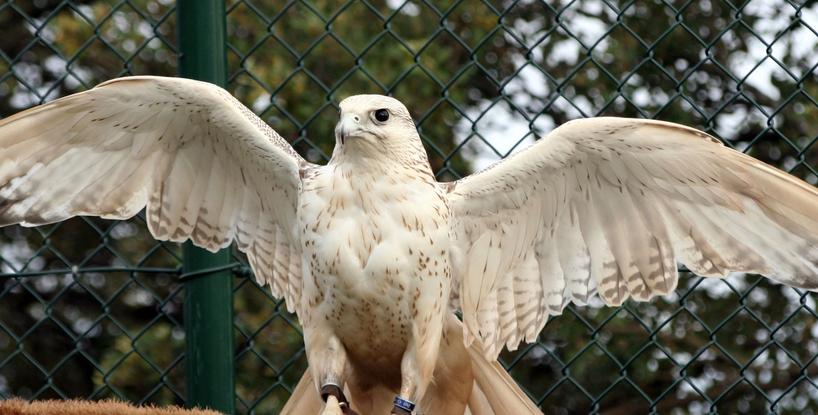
[177,0,234,413]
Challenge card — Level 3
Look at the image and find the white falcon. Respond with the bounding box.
[1,76,818,415]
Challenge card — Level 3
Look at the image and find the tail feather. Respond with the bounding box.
[465,342,542,414]
[280,369,323,415]
[464,385,492,415]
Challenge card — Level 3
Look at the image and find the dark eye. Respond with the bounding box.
[374,109,390,122]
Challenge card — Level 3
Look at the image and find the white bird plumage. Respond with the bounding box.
[0,76,306,312]
[2,76,818,414]
[447,117,818,359]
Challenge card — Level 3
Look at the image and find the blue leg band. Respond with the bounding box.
[393,396,416,412]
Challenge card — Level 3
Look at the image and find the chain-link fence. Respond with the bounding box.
[2,0,818,414]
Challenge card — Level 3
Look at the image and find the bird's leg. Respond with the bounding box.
[305,329,355,414]
[321,383,358,415]
[392,357,421,414]
[392,337,435,415]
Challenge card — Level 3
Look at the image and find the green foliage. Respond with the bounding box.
[94,323,186,404]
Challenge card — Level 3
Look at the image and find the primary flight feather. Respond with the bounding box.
[1,76,817,415]
[0,77,305,312]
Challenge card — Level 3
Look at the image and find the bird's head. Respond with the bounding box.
[333,94,428,167]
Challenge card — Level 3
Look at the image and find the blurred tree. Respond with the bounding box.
[1,0,817,414]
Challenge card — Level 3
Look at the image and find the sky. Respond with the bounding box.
[443,0,818,172]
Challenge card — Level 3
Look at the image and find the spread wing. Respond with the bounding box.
[0,76,312,314]
[446,117,818,358]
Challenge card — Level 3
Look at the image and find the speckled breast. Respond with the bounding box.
[297,166,452,370]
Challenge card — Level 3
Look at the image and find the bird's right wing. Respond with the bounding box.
[446,117,818,358]
[0,76,312,315]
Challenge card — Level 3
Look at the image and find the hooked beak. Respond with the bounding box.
[335,113,362,145]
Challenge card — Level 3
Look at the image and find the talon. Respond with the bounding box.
[322,395,343,415]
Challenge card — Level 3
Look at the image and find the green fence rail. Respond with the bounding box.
[177,0,234,413]
[1,0,818,414]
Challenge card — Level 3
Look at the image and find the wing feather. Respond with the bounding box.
[0,76,313,315]
[447,117,818,359]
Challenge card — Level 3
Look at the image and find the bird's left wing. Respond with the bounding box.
[445,117,818,359]
[0,76,312,314]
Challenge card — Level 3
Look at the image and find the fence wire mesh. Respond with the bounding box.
[1,0,818,414]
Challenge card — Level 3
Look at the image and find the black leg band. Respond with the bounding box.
[320,383,345,404]
[321,384,359,415]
